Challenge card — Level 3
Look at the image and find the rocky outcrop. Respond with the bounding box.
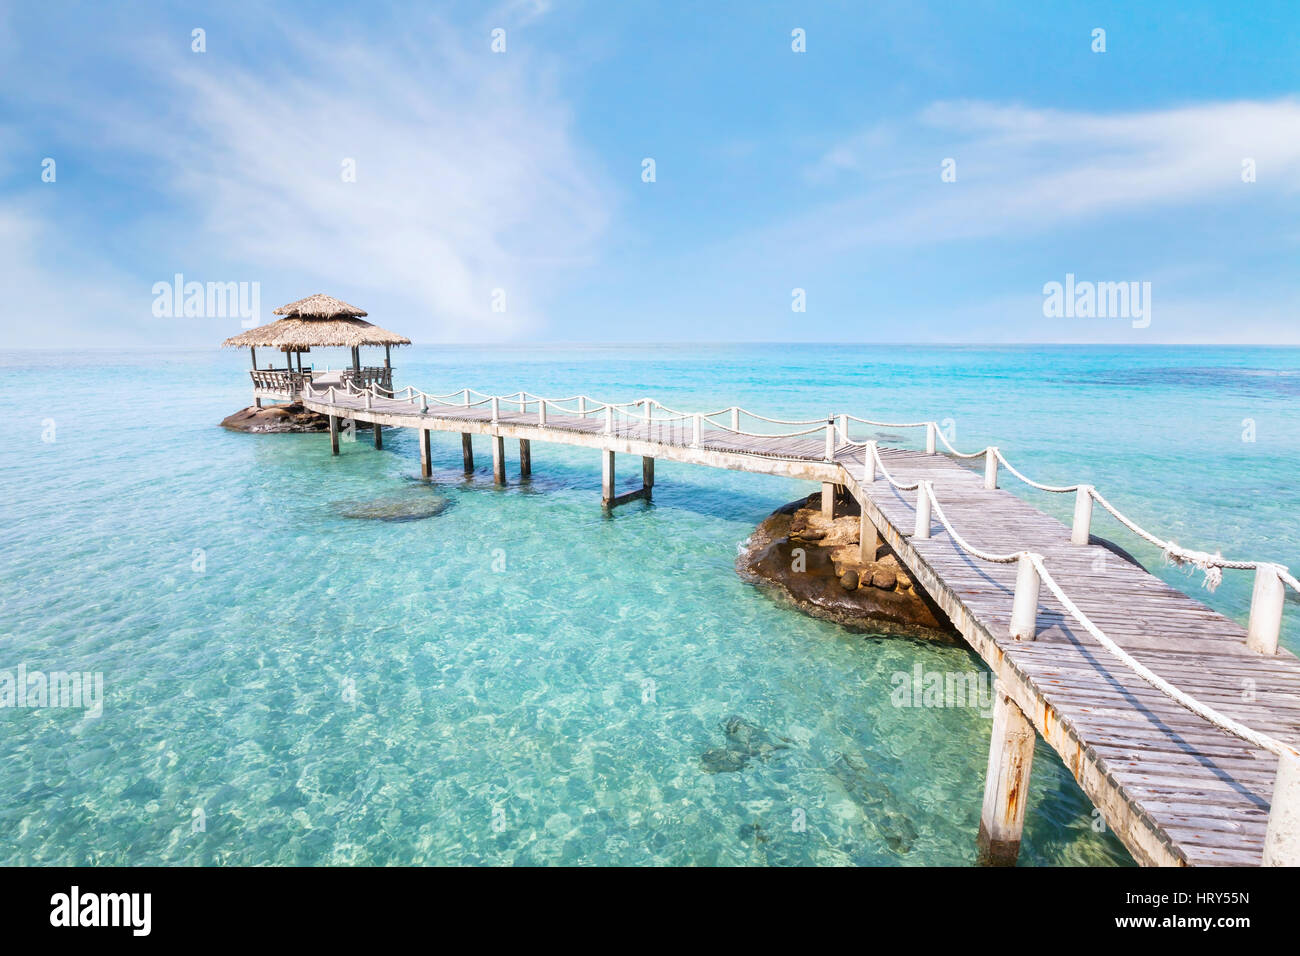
[736,492,959,642]
[220,404,375,434]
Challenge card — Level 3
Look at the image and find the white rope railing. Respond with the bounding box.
[302,378,1296,599]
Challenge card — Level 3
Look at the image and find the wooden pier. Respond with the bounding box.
[284,377,1300,867]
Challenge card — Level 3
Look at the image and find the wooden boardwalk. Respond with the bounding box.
[292,381,1300,867]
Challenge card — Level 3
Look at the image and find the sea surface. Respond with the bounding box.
[1,344,1297,866]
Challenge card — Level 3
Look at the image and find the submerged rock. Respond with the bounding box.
[700,715,793,774]
[335,491,450,522]
[736,494,959,641]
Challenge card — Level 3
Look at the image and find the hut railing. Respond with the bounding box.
[339,367,392,392]
[250,369,313,394]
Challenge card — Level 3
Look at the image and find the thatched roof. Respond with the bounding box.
[273,293,368,318]
[222,317,411,349]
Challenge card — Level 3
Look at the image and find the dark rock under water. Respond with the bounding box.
[334,491,450,522]
[700,715,793,774]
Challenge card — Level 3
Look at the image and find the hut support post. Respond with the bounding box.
[384,345,392,394]
[977,682,1037,866]
[461,434,474,473]
[419,428,431,478]
[492,436,505,485]
[519,439,531,480]
[329,415,340,455]
[821,482,836,520]
[251,347,261,407]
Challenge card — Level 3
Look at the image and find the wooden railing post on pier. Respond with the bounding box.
[538,400,547,426]
[1070,485,1094,546]
[692,414,702,448]
[1263,751,1300,865]
[863,441,877,484]
[491,397,500,424]
[1248,563,1286,656]
[1009,553,1041,641]
[984,447,998,490]
[925,422,937,455]
[730,407,739,432]
[913,481,932,539]
[824,418,835,461]
[605,406,614,436]
[978,681,1037,866]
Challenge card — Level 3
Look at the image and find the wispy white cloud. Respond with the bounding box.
[792,98,1300,249]
[7,10,611,346]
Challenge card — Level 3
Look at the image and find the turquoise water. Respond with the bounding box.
[1,344,1297,866]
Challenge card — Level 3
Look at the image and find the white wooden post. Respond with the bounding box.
[463,388,470,407]
[1248,564,1285,655]
[578,396,586,416]
[913,481,932,539]
[1070,485,1094,546]
[364,392,372,410]
[518,393,526,413]
[692,414,702,447]
[925,422,937,455]
[491,435,505,484]
[491,396,499,423]
[821,482,835,520]
[1263,750,1300,865]
[601,449,615,505]
[977,682,1037,866]
[864,440,877,483]
[837,414,847,442]
[984,447,999,490]
[859,509,880,563]
[419,394,428,413]
[824,418,835,461]
[538,400,547,426]
[730,407,739,432]
[1009,553,1041,641]
[604,405,613,435]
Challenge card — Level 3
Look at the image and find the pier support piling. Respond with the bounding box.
[491,435,505,485]
[642,456,654,494]
[601,449,615,506]
[373,423,382,450]
[519,439,531,480]
[419,428,431,478]
[821,482,836,520]
[977,682,1037,866]
[859,510,880,563]
[329,415,339,455]
[461,434,474,473]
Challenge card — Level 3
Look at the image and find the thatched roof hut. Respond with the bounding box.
[222,294,411,403]
[221,294,410,350]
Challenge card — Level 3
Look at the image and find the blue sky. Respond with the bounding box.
[2,0,1299,346]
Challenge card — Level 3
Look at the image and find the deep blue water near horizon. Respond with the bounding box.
[1,343,1297,866]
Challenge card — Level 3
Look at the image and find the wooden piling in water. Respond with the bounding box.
[419,428,431,478]
[492,435,505,484]
[601,449,615,505]
[977,682,1037,866]
[461,434,474,473]
[329,415,339,455]
[373,422,383,450]
[642,456,654,493]
[519,439,531,479]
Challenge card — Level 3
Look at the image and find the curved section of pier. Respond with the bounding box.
[289,378,1300,867]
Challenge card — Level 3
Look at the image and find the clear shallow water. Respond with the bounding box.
[1,344,1297,866]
